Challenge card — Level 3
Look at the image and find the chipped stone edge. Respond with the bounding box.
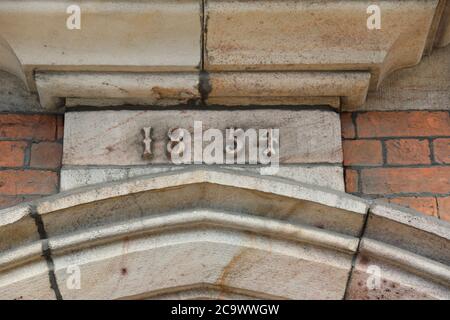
[370,200,450,241]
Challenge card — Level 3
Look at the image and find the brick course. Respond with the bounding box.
[388,197,438,217]
[386,139,431,165]
[30,142,63,169]
[0,141,27,167]
[438,197,450,221]
[356,111,450,138]
[0,114,57,140]
[342,111,450,222]
[434,138,450,164]
[343,140,382,166]
[0,114,63,209]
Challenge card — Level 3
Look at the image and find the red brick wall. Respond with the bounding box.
[342,111,450,222]
[0,114,63,209]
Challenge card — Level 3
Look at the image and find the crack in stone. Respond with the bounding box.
[343,207,371,300]
[29,205,63,300]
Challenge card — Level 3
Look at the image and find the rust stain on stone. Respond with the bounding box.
[151,86,196,100]
[217,249,248,287]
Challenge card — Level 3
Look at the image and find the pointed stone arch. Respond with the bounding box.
[0,169,448,299]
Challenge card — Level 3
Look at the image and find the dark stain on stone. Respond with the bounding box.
[359,255,369,265]
[199,71,212,106]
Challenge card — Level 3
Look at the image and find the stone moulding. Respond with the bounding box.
[206,72,371,109]
[35,71,371,110]
[35,72,201,109]
[0,0,449,110]
[0,168,448,300]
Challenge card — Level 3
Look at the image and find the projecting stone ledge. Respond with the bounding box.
[0,0,449,110]
[0,168,448,300]
[35,71,371,110]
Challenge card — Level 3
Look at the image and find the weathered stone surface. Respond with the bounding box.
[346,202,450,300]
[365,202,450,265]
[0,204,37,254]
[63,110,342,166]
[0,71,42,113]
[0,204,55,300]
[0,260,55,300]
[60,165,345,191]
[347,244,450,300]
[0,169,370,299]
[361,45,450,111]
[53,228,352,300]
[205,0,439,89]
[36,72,200,110]
[0,0,201,86]
[207,72,370,109]
[435,1,450,48]
[35,171,366,297]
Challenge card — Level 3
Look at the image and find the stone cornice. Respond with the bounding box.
[0,0,449,110]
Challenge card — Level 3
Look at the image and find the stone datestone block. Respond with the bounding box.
[63,110,342,166]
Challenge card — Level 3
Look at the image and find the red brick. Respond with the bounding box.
[0,114,56,140]
[386,139,430,165]
[361,167,450,195]
[357,112,450,138]
[433,138,450,164]
[341,113,355,139]
[345,169,359,193]
[438,197,450,222]
[343,140,382,166]
[388,197,438,217]
[0,196,23,209]
[56,116,64,140]
[0,170,58,195]
[30,142,62,169]
[0,141,27,167]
